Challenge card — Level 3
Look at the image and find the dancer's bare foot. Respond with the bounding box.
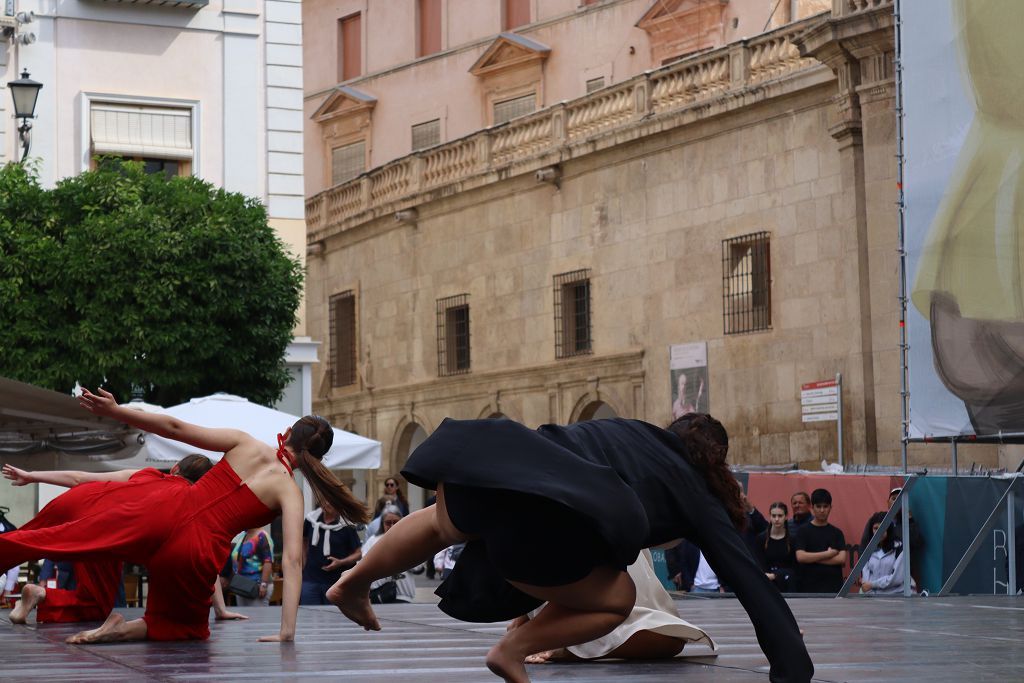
[10,584,45,624]
[67,613,132,644]
[326,578,380,631]
[487,642,531,683]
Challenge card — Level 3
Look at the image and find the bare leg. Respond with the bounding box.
[328,484,473,630]
[486,566,636,683]
[66,613,147,644]
[10,584,46,624]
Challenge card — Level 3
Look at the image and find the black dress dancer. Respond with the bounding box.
[329,414,812,683]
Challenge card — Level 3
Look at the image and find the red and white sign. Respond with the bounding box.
[801,379,838,423]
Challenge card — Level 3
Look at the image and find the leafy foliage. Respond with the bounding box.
[0,160,303,407]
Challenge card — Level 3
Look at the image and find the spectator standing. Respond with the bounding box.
[665,538,699,592]
[301,501,362,605]
[740,493,769,559]
[691,551,723,594]
[789,492,812,532]
[859,511,907,595]
[230,526,274,606]
[756,502,795,592]
[793,489,847,593]
[0,510,19,597]
[361,506,416,602]
[382,477,410,517]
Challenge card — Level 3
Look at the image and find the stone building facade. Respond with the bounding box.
[303,0,1003,505]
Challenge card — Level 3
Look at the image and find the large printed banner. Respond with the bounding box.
[903,1,1024,437]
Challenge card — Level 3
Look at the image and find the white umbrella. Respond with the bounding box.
[142,393,381,470]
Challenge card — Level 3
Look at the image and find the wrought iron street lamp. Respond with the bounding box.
[8,69,43,162]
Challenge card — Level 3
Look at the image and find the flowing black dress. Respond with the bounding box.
[402,417,813,683]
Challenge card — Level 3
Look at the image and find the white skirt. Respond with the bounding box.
[529,548,717,659]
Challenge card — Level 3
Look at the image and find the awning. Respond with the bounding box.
[91,103,192,160]
[0,377,142,466]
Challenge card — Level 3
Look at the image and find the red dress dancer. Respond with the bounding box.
[0,460,278,640]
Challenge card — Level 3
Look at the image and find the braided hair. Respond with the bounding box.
[286,415,369,524]
[666,413,746,530]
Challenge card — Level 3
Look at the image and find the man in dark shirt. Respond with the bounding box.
[794,488,847,593]
[789,491,812,532]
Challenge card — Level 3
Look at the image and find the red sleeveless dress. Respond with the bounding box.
[0,459,277,640]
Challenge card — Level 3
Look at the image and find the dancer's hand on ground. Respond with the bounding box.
[79,387,119,416]
[258,633,294,642]
[215,610,249,621]
[2,464,32,486]
[525,648,572,664]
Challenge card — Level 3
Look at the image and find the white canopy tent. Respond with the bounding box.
[142,393,381,470]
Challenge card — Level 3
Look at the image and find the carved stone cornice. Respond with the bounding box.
[316,349,645,417]
[793,1,894,142]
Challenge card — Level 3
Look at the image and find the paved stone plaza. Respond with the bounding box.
[2,595,1022,681]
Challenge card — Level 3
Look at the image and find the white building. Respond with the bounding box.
[1,0,316,418]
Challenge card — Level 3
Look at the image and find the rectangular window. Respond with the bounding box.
[554,269,592,358]
[437,294,471,376]
[722,232,771,334]
[417,0,442,57]
[330,291,357,387]
[585,77,606,94]
[493,93,536,125]
[331,140,365,185]
[338,13,362,82]
[503,0,531,30]
[90,102,193,170]
[411,119,441,151]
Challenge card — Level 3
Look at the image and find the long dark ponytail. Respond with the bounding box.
[287,415,370,524]
[666,413,746,530]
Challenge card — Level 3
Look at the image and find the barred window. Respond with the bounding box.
[493,93,536,125]
[331,140,365,185]
[330,291,358,387]
[722,232,771,334]
[554,269,592,358]
[411,119,441,151]
[437,294,471,376]
[585,77,605,94]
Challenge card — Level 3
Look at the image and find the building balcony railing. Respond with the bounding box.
[306,11,843,241]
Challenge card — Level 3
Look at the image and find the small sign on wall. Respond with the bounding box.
[801,379,838,423]
[670,343,709,419]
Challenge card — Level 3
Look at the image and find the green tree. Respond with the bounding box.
[0,160,303,407]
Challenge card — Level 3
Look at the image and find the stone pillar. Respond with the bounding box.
[796,11,893,465]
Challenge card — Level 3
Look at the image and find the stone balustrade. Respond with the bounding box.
[841,0,892,16]
[307,13,834,241]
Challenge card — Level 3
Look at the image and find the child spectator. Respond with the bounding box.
[793,488,847,593]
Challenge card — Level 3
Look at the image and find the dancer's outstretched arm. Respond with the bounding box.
[259,482,303,642]
[79,387,249,453]
[2,464,135,488]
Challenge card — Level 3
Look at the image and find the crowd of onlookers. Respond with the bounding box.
[667,487,920,594]
[3,477,925,609]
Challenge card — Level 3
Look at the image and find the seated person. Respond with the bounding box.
[516,549,717,663]
[859,511,908,595]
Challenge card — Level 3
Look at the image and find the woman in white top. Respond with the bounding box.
[860,512,907,595]
[517,549,716,663]
[361,506,416,603]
